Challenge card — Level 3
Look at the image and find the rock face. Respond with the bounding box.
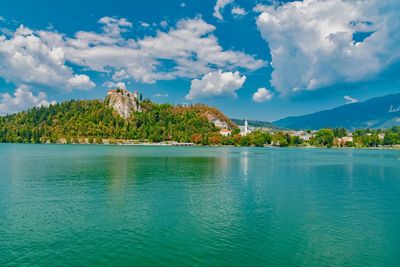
[108,89,141,119]
[205,111,231,129]
[106,89,236,130]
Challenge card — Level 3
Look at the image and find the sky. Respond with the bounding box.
[0,0,399,121]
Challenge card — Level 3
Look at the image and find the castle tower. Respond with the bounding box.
[244,117,248,136]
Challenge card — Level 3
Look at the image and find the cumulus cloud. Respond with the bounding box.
[65,17,264,84]
[160,20,168,28]
[0,25,95,91]
[67,75,95,89]
[140,22,150,28]
[252,87,273,102]
[213,0,233,20]
[0,28,13,36]
[103,81,127,90]
[256,0,400,95]
[344,95,359,104]
[98,16,132,37]
[0,16,263,100]
[253,4,270,13]
[185,70,246,100]
[231,6,247,18]
[0,86,56,115]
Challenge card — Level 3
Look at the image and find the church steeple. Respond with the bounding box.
[244,117,249,136]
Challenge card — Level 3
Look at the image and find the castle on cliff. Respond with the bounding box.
[107,88,142,119]
[107,88,142,101]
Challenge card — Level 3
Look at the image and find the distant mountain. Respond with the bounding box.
[231,118,277,128]
[274,93,400,130]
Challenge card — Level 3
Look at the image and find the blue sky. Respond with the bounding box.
[0,0,399,121]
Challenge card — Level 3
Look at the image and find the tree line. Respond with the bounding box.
[0,99,228,144]
[0,98,399,148]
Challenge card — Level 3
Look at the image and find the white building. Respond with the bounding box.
[240,118,252,136]
[219,129,232,136]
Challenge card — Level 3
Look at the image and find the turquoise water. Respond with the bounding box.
[1,144,400,266]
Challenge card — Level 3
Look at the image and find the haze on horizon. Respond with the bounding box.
[0,0,399,121]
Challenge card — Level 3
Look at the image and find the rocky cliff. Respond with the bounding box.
[205,112,230,129]
[107,89,141,119]
[106,89,235,129]
[201,107,236,129]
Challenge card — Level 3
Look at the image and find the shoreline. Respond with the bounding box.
[1,142,399,150]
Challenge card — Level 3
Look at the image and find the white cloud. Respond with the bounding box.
[0,25,95,91]
[0,86,56,115]
[344,95,359,104]
[231,7,247,18]
[252,87,273,102]
[0,16,263,96]
[253,4,270,13]
[65,17,264,84]
[67,75,95,89]
[256,0,400,95]
[185,70,246,100]
[153,93,169,98]
[160,20,168,28]
[213,0,233,21]
[140,22,150,28]
[0,28,13,36]
[180,2,186,8]
[103,81,127,90]
[98,16,132,37]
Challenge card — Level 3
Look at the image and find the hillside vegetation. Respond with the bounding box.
[3,97,399,148]
[0,99,235,144]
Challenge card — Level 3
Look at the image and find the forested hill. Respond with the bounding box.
[0,98,236,144]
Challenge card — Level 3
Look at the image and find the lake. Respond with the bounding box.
[1,144,400,266]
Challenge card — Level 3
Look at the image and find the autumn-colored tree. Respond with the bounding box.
[191,134,202,144]
[209,133,222,145]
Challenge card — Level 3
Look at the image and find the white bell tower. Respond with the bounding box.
[244,117,248,136]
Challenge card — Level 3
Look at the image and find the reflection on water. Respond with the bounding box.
[0,145,400,266]
[105,153,132,193]
[240,150,249,179]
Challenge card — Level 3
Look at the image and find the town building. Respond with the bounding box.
[219,129,232,136]
[336,136,353,146]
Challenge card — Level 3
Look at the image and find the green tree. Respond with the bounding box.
[314,128,335,147]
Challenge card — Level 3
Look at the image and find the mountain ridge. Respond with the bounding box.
[274,93,400,130]
[231,118,276,128]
